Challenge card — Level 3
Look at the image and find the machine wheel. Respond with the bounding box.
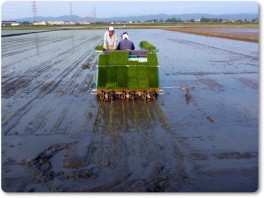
[121,92,126,100]
[99,92,104,100]
[141,92,147,100]
[146,91,152,99]
[109,92,114,100]
[129,92,134,100]
[154,91,158,99]
[126,92,130,99]
[104,92,109,100]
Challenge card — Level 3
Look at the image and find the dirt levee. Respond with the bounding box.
[164,27,258,42]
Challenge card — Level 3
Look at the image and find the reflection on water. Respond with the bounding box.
[71,31,74,48]
[93,99,169,134]
[34,33,40,55]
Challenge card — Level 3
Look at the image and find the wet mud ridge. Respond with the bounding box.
[2,29,258,192]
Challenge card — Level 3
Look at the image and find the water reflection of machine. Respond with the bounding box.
[92,99,169,134]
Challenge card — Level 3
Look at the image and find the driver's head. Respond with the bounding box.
[108,26,114,36]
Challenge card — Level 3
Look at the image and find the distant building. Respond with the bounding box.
[78,21,90,25]
[252,18,258,23]
[2,21,19,26]
[33,21,47,25]
[46,21,65,25]
[64,21,76,25]
[11,22,20,26]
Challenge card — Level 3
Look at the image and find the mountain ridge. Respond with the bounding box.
[9,13,258,23]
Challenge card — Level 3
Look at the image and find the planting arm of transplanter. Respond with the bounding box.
[94,42,104,53]
[139,41,159,52]
[161,86,191,101]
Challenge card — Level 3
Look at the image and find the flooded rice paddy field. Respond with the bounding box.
[1,29,258,192]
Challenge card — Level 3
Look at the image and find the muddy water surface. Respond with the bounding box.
[1,29,258,192]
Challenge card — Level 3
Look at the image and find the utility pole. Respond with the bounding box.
[32,1,37,23]
[91,9,94,23]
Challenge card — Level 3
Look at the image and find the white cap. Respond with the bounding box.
[122,33,129,40]
[108,26,114,31]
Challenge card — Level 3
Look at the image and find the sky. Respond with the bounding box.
[1,0,259,20]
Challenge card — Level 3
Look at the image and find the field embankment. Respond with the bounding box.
[163,26,258,42]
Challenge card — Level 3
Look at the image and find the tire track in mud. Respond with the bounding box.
[2,31,101,135]
[168,38,258,62]
[2,33,100,85]
[46,55,98,135]
[24,57,96,135]
[1,35,71,58]
[87,98,193,191]
[2,58,76,134]
[9,93,188,191]
[2,37,96,97]
[4,52,98,136]
[1,35,73,78]
[235,77,258,90]
[4,34,95,82]
[28,141,80,183]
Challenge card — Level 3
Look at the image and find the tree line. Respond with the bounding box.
[144,16,258,24]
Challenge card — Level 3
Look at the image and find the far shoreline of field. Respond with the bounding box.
[1,23,258,42]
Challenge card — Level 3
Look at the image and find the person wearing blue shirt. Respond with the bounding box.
[117,32,135,50]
